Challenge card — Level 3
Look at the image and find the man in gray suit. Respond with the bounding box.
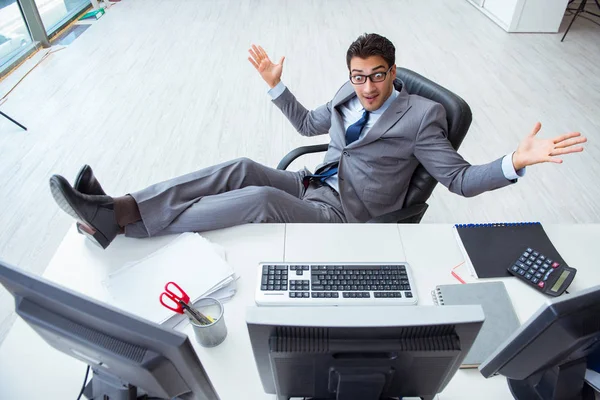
[49,33,586,249]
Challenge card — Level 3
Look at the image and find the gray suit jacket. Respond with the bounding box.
[272,80,514,222]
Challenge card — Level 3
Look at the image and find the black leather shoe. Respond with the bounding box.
[49,175,120,249]
[74,165,106,196]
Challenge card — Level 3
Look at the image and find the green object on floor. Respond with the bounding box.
[79,8,105,20]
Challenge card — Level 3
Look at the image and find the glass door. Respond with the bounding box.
[0,0,33,68]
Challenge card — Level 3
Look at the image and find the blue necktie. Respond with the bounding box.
[302,110,370,188]
[346,110,370,145]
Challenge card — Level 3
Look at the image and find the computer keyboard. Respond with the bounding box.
[255,262,418,306]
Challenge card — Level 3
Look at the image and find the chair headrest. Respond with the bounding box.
[394,68,471,150]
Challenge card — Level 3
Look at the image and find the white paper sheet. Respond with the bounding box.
[103,232,236,325]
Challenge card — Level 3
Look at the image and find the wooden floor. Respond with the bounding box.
[1,0,599,343]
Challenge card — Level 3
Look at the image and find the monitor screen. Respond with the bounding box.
[0,260,220,400]
[480,285,600,400]
[246,304,485,400]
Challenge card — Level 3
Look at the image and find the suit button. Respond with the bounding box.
[343,151,349,156]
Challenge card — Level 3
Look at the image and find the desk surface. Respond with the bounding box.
[1,223,599,399]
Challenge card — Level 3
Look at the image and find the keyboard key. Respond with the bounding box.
[332,292,339,298]
[303,292,309,298]
[296,270,303,276]
[289,292,296,298]
[261,285,267,290]
[277,265,288,270]
[312,285,325,291]
[405,292,413,298]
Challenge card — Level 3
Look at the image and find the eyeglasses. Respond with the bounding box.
[350,66,393,85]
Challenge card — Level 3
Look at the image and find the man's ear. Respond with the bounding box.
[391,64,397,79]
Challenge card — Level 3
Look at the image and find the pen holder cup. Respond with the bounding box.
[189,297,227,348]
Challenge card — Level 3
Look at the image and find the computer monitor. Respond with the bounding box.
[0,260,220,400]
[480,285,600,400]
[246,304,485,400]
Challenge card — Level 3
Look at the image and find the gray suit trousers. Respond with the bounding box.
[125,157,346,238]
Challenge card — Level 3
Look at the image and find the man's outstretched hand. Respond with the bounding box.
[512,122,587,171]
[248,44,285,89]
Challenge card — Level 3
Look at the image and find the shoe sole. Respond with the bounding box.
[49,179,111,249]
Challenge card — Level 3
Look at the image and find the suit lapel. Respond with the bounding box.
[351,80,412,148]
[330,82,356,144]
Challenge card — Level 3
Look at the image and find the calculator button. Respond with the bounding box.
[525,273,532,280]
[532,278,539,284]
[518,269,526,276]
[519,256,527,262]
[526,248,533,253]
[533,251,540,257]
[535,273,542,279]
[538,281,545,289]
[518,262,527,269]
[539,255,545,261]
[532,264,539,270]
[539,268,547,274]
[526,261,533,266]
[535,260,543,265]
[528,257,535,262]
[511,265,520,272]
[528,269,536,275]
[552,262,560,269]
[547,259,553,264]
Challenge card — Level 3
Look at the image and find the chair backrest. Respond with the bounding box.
[394,68,472,209]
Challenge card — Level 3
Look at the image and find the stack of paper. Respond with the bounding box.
[103,232,237,328]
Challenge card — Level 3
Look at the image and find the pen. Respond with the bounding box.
[179,300,214,325]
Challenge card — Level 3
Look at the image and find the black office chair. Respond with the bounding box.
[277,67,472,224]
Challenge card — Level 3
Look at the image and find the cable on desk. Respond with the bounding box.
[77,365,90,400]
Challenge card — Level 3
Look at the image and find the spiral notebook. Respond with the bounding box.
[453,222,565,279]
[432,282,520,368]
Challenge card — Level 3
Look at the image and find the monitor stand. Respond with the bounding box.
[288,371,434,400]
[83,368,138,400]
[508,358,596,400]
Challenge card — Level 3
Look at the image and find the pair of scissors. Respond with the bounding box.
[159,281,213,325]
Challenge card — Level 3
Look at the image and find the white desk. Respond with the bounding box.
[1,223,599,399]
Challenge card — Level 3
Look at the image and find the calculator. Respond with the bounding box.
[508,247,576,297]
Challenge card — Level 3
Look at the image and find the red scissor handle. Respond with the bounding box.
[159,281,190,314]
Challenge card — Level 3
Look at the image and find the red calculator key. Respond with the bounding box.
[552,262,559,269]
[538,281,545,289]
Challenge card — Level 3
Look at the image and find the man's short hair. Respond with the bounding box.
[346,33,395,70]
